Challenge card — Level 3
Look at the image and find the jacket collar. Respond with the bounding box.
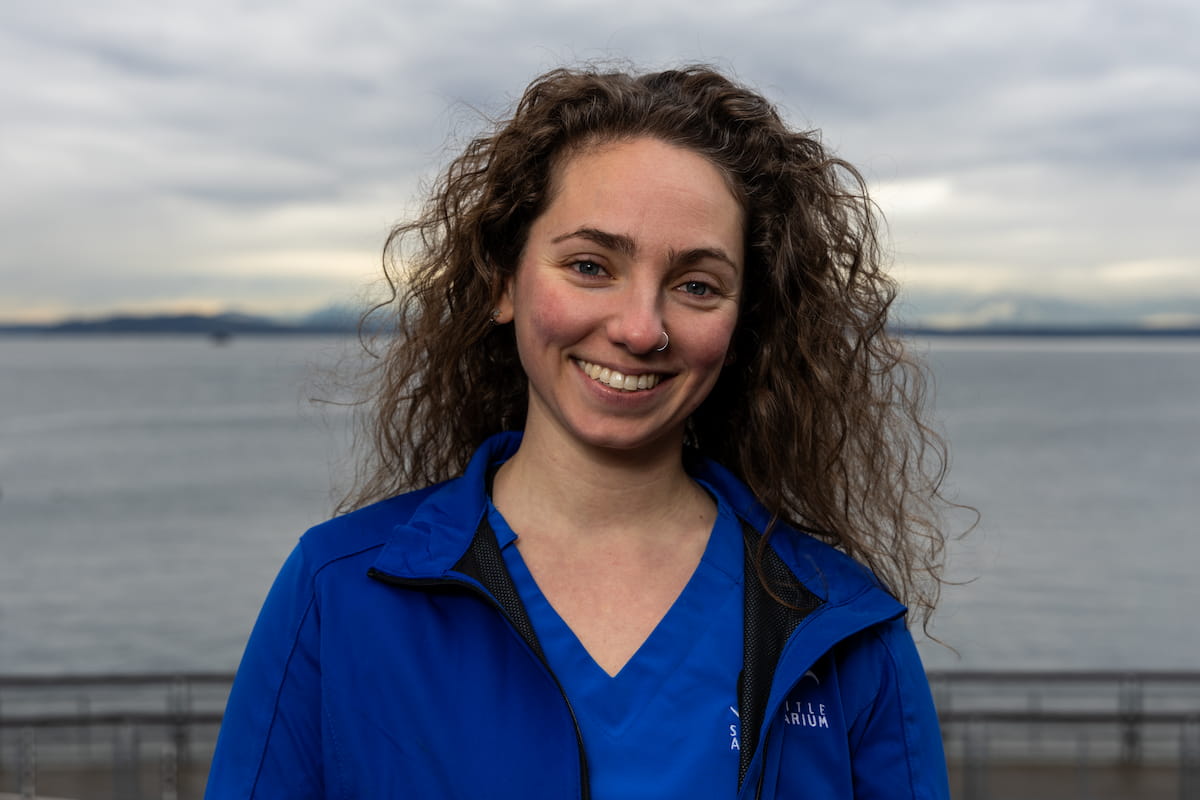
[371,432,522,580]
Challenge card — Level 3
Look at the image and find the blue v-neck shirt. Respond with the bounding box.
[489,486,745,800]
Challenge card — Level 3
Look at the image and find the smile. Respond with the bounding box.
[574,358,663,392]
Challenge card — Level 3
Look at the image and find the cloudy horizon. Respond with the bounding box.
[3,0,1197,324]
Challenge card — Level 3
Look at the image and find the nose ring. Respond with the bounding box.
[655,331,669,352]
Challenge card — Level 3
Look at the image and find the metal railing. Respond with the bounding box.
[929,671,1200,799]
[0,674,229,800]
[2,671,1199,799]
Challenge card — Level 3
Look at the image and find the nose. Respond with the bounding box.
[607,282,667,355]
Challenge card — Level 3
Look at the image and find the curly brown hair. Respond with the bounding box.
[344,64,957,628]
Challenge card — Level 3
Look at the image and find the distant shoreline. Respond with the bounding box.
[0,312,357,337]
[898,325,1200,338]
[1,312,1198,338]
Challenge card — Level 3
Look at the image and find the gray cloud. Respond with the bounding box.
[2,0,1197,320]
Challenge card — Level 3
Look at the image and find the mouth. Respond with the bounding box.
[573,358,663,392]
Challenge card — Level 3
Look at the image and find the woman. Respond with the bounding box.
[206,65,954,799]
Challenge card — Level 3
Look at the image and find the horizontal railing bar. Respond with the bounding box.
[940,710,1200,724]
[927,670,1200,683]
[0,711,225,728]
[0,672,234,688]
[3,672,1199,733]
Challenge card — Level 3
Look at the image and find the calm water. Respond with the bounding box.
[0,335,1197,674]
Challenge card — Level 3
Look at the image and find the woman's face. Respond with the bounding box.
[497,136,744,457]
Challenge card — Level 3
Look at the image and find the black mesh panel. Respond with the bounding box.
[737,523,823,786]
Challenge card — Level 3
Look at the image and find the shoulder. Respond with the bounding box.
[293,432,523,580]
[766,523,891,606]
[296,481,446,572]
[836,616,932,719]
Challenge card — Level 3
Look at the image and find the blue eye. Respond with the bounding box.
[573,260,604,276]
[682,280,712,296]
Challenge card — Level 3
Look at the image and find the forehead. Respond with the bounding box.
[537,137,745,258]
[551,134,745,203]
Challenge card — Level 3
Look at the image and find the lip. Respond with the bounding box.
[572,357,670,393]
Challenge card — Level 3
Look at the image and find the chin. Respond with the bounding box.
[572,423,687,456]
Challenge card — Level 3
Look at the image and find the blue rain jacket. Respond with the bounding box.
[206,432,948,799]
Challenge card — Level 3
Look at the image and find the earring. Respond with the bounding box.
[489,308,501,324]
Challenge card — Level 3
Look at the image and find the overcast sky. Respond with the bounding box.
[2,0,1197,323]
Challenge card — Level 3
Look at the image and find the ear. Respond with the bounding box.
[492,274,515,324]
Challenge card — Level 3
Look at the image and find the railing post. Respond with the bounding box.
[1181,715,1199,800]
[1029,689,1042,753]
[1075,732,1091,800]
[160,740,179,800]
[1119,673,1144,765]
[932,673,951,719]
[18,726,35,800]
[962,717,988,800]
[170,675,192,774]
[78,692,93,762]
[114,720,143,800]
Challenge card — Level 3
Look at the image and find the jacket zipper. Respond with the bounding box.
[367,568,591,800]
[744,672,801,799]
[743,607,904,800]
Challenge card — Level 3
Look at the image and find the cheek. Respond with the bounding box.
[514,280,591,355]
[689,315,739,371]
[678,315,739,411]
[528,304,578,343]
[520,281,590,345]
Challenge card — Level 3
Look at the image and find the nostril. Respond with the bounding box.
[611,324,669,355]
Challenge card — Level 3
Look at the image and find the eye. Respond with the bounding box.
[571,259,607,277]
[681,280,714,297]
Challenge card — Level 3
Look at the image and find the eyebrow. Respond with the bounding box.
[551,227,636,257]
[551,226,739,272]
[669,246,740,272]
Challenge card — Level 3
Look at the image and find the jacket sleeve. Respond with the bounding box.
[205,542,325,799]
[844,617,949,800]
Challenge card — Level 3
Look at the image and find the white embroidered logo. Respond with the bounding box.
[728,706,740,751]
[783,668,830,729]
[782,700,829,728]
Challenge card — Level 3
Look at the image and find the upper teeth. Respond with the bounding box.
[576,359,661,391]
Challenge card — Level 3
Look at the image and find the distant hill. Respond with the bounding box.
[0,311,357,336]
[896,290,1200,332]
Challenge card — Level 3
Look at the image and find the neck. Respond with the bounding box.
[493,427,710,543]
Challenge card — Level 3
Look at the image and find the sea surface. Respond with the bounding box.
[0,335,1197,674]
